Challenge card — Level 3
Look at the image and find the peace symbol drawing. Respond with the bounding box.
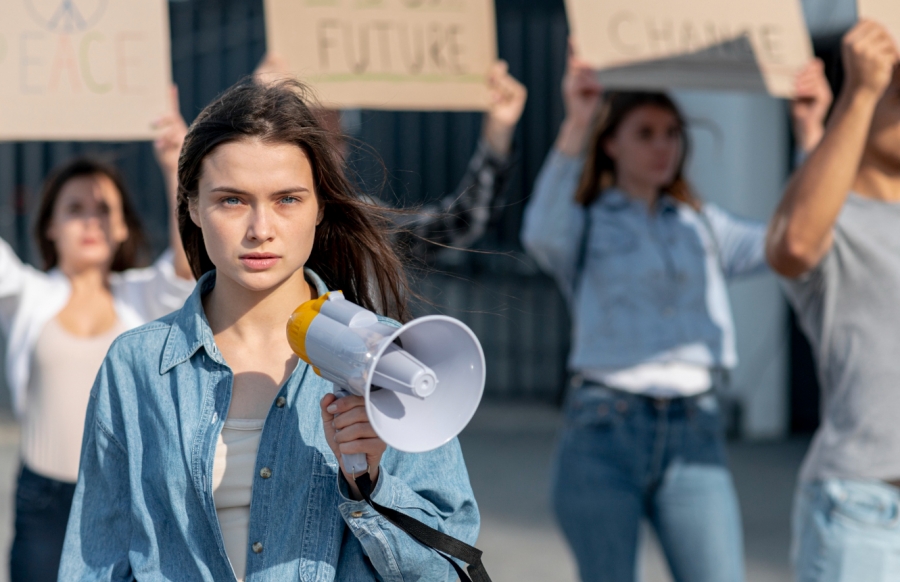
[23,0,109,33]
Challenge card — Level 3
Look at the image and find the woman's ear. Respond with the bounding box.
[188,198,201,227]
[111,221,129,245]
[602,136,618,162]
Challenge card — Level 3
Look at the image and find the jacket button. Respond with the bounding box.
[351,511,365,518]
[251,542,263,554]
[275,397,286,408]
[260,467,272,479]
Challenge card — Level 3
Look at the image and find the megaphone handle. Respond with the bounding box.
[333,387,369,475]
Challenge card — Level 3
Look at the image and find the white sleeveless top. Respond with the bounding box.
[212,418,265,582]
[21,317,128,482]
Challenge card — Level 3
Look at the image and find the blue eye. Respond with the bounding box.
[222,197,241,206]
[280,196,299,204]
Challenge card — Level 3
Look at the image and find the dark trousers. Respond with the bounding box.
[9,465,76,582]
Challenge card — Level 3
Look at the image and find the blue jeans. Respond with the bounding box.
[552,386,745,582]
[792,479,900,582]
[9,465,76,582]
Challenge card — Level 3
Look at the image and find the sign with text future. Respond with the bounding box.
[264,0,498,111]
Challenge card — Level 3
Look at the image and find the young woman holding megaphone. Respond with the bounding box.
[58,78,487,582]
[520,45,832,582]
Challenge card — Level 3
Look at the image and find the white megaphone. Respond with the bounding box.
[286,291,486,475]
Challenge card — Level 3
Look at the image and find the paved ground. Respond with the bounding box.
[0,403,808,582]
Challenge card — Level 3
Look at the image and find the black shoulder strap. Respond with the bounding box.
[354,473,492,582]
[574,208,592,294]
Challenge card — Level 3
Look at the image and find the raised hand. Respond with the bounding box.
[152,85,193,280]
[791,58,833,153]
[841,20,900,100]
[555,39,604,156]
[482,60,527,157]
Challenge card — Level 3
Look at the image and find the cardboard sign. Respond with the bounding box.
[0,0,172,141]
[858,0,900,45]
[564,0,814,97]
[263,0,497,111]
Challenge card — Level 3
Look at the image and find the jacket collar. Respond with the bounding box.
[160,268,330,374]
[597,187,679,215]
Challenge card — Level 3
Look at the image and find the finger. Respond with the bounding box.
[325,394,364,416]
[338,437,385,457]
[332,406,370,431]
[334,422,379,444]
[493,59,509,78]
[320,393,338,423]
[169,84,180,115]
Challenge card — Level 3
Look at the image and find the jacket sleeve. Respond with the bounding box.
[112,249,195,322]
[58,358,134,582]
[0,237,42,333]
[519,148,587,301]
[396,138,513,258]
[336,439,479,582]
[701,204,769,280]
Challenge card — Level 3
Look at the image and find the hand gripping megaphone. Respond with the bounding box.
[286,291,486,475]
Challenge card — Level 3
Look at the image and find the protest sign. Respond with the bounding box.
[858,0,900,45]
[263,0,497,111]
[564,0,813,97]
[0,0,172,141]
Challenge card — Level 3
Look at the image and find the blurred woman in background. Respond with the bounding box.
[0,89,195,582]
[520,49,832,581]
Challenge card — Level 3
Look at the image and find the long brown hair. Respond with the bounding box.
[34,157,147,271]
[575,91,699,209]
[177,78,412,322]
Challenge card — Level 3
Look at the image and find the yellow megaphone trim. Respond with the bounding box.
[287,291,334,375]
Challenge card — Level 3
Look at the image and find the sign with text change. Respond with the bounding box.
[0,0,172,141]
[858,0,900,45]
[264,0,497,111]
[564,0,814,97]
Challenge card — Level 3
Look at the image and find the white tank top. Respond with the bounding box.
[22,317,127,483]
[212,418,265,582]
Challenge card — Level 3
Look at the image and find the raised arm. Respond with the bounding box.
[767,21,900,277]
[520,48,602,298]
[398,61,527,256]
[152,85,193,281]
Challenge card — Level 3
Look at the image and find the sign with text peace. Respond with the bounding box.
[263,0,497,111]
[0,0,172,141]
[858,0,900,45]
[564,0,813,97]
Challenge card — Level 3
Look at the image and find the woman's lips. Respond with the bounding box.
[240,254,280,270]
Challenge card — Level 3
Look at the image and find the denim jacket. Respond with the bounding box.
[521,148,767,372]
[59,270,479,582]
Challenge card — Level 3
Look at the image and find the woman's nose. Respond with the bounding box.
[247,208,274,241]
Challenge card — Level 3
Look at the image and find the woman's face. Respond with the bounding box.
[191,139,322,293]
[603,105,684,192]
[47,173,128,272]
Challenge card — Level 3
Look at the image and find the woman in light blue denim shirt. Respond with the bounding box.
[521,54,830,582]
[59,78,479,582]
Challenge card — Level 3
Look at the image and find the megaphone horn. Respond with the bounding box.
[287,291,486,474]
